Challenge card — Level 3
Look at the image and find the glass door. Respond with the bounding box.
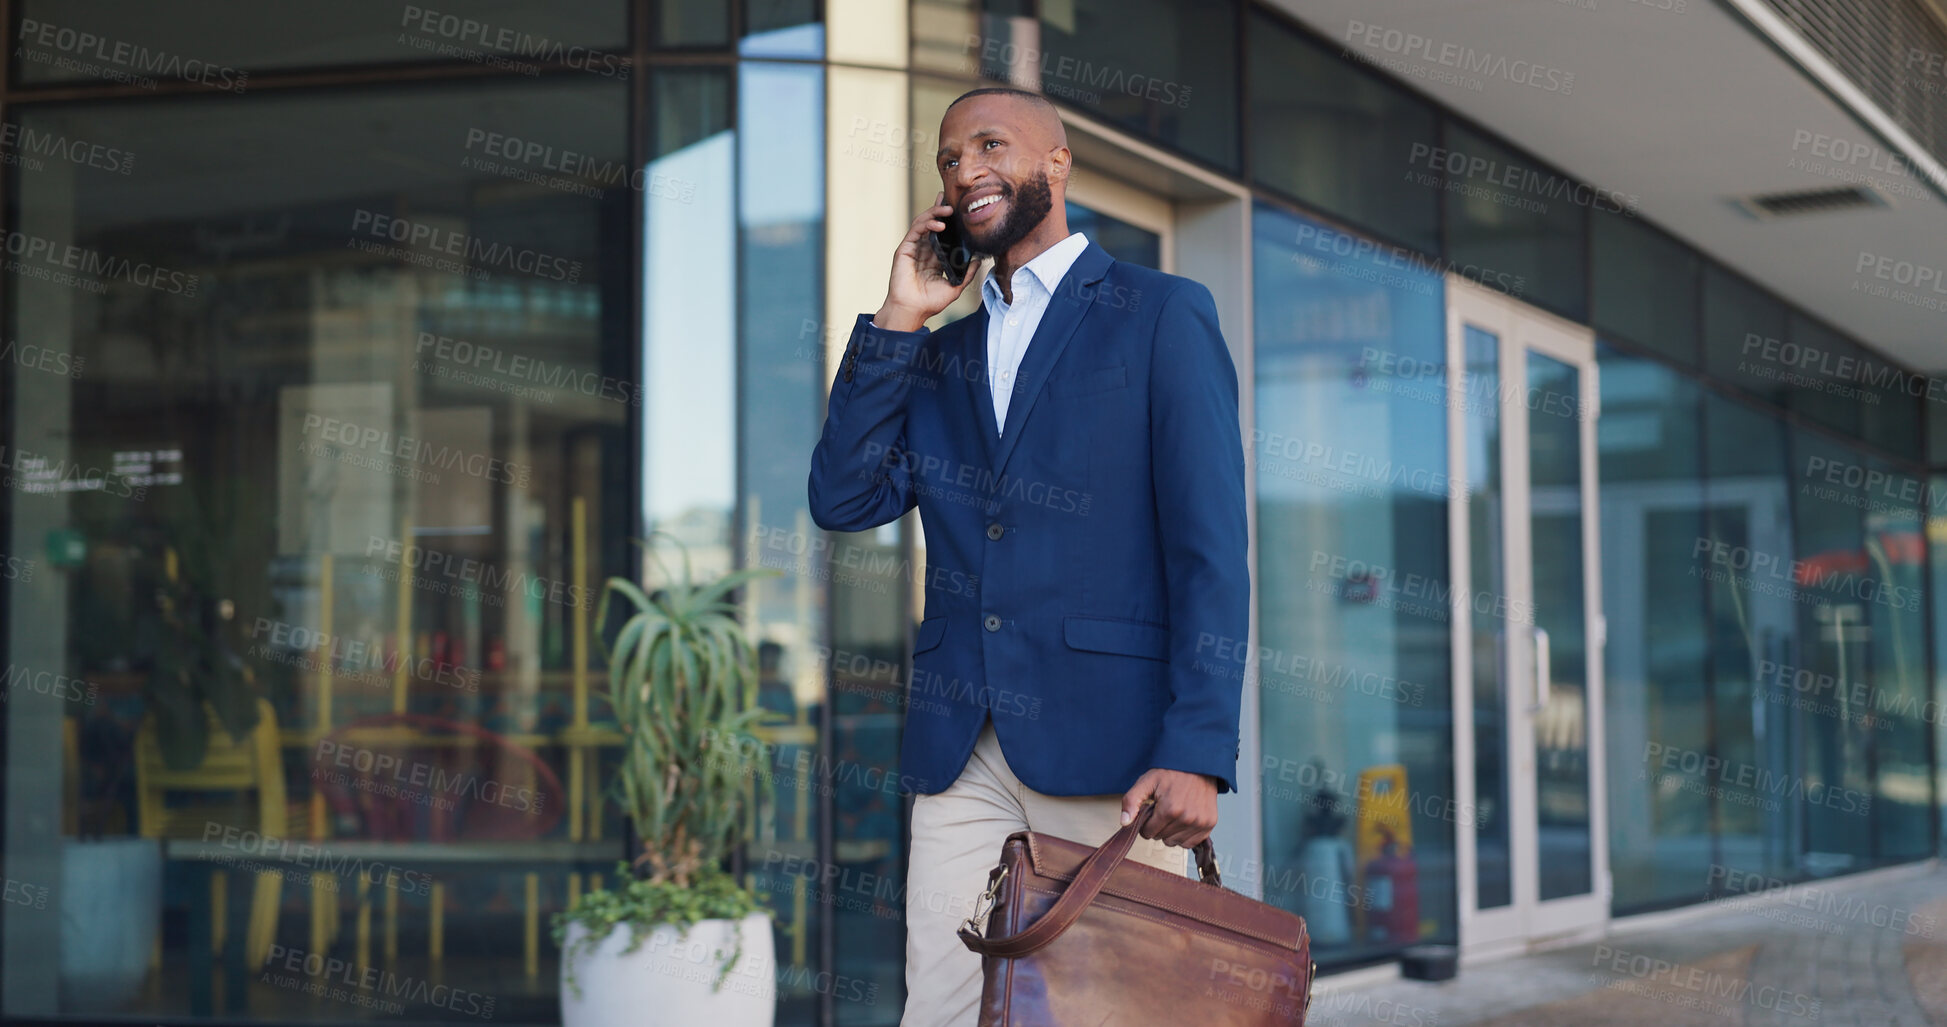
[1447,278,1608,957]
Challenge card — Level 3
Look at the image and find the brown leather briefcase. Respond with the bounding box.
[958,801,1315,1025]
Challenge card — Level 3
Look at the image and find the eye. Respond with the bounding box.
[984,140,1001,151]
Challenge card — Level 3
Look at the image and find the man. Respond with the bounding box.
[807,86,1248,1026]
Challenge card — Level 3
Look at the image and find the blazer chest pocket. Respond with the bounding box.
[1049,365,1127,399]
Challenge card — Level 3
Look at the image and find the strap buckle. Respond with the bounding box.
[962,864,1008,937]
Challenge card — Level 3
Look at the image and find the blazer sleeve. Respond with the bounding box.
[808,313,932,532]
[1143,281,1251,794]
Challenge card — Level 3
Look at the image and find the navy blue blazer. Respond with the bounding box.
[807,241,1249,797]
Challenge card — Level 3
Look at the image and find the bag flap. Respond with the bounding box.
[1018,830,1309,952]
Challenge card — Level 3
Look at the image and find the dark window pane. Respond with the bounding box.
[1785,314,1862,440]
[1247,8,1439,254]
[972,0,1240,171]
[742,0,823,57]
[658,0,732,47]
[1701,264,1789,408]
[15,0,626,81]
[1858,348,1924,459]
[1592,212,1698,366]
[1441,123,1587,319]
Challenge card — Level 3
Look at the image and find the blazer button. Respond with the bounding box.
[985,523,1004,541]
[983,615,1002,632]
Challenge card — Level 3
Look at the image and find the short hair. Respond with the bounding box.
[944,86,1060,121]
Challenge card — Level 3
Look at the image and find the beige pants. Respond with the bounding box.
[900,719,1186,1027]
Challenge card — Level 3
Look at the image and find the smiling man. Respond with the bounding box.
[807,86,1249,1026]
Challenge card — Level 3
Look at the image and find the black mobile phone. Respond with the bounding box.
[930,212,976,287]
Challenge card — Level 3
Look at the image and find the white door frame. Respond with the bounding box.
[1447,276,1609,960]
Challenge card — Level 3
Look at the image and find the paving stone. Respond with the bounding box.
[1311,864,1947,1026]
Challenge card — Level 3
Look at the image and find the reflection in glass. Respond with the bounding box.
[1252,203,1453,964]
[1596,346,1710,912]
[1701,265,1789,409]
[1247,7,1441,254]
[974,0,1240,170]
[16,0,628,81]
[1063,202,1160,269]
[1441,123,1587,321]
[1789,428,1873,875]
[1703,394,1798,882]
[1591,214,1698,367]
[6,79,628,1021]
[1462,327,1510,911]
[1866,461,1929,863]
[1527,354,1592,901]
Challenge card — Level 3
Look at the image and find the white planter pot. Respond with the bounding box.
[560,912,775,1027]
[59,837,162,1012]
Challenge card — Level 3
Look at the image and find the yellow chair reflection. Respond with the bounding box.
[135,698,289,968]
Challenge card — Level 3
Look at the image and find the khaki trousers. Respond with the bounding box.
[900,719,1187,1027]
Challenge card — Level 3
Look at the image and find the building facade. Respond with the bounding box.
[1,0,1943,1025]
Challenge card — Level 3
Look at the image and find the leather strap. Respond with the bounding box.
[958,803,1219,958]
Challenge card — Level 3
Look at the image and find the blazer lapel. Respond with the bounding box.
[990,242,1114,478]
[959,304,998,469]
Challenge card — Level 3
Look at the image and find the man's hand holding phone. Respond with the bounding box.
[874,191,985,332]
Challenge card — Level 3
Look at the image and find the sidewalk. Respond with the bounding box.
[1311,861,1947,1026]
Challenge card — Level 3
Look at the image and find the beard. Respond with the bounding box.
[965,169,1055,258]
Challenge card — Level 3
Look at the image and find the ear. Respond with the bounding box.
[1048,146,1072,186]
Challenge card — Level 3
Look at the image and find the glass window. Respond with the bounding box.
[1863,461,1930,863]
[5,78,628,1020]
[1463,326,1510,912]
[658,0,732,47]
[1701,264,1789,409]
[1598,346,1710,911]
[971,0,1241,171]
[1591,212,1698,367]
[742,0,824,57]
[1785,314,1862,441]
[1857,348,1924,460]
[1528,352,1593,901]
[1252,203,1453,964]
[1246,7,1440,254]
[1930,395,1947,466]
[1440,122,1587,321]
[1702,392,1798,883]
[1064,201,1161,269]
[1787,428,1875,875]
[1932,475,1947,858]
[15,0,627,82]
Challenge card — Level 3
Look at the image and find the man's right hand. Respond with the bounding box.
[873,192,984,332]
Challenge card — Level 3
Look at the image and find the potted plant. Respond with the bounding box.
[553,538,779,1027]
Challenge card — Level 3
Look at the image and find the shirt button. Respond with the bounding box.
[986,523,1004,541]
[1007,318,1018,326]
[984,615,1002,632]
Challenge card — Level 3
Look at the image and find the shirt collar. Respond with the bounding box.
[981,231,1090,311]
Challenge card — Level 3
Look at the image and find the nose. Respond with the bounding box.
[951,160,990,195]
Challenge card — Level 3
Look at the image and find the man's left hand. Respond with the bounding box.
[1120,769,1219,848]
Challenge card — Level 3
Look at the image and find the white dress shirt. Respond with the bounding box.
[980,231,1090,435]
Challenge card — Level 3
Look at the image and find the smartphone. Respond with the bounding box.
[930,212,976,287]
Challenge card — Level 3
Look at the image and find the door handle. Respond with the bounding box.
[1530,627,1550,713]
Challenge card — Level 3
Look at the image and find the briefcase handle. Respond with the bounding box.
[957,800,1221,958]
